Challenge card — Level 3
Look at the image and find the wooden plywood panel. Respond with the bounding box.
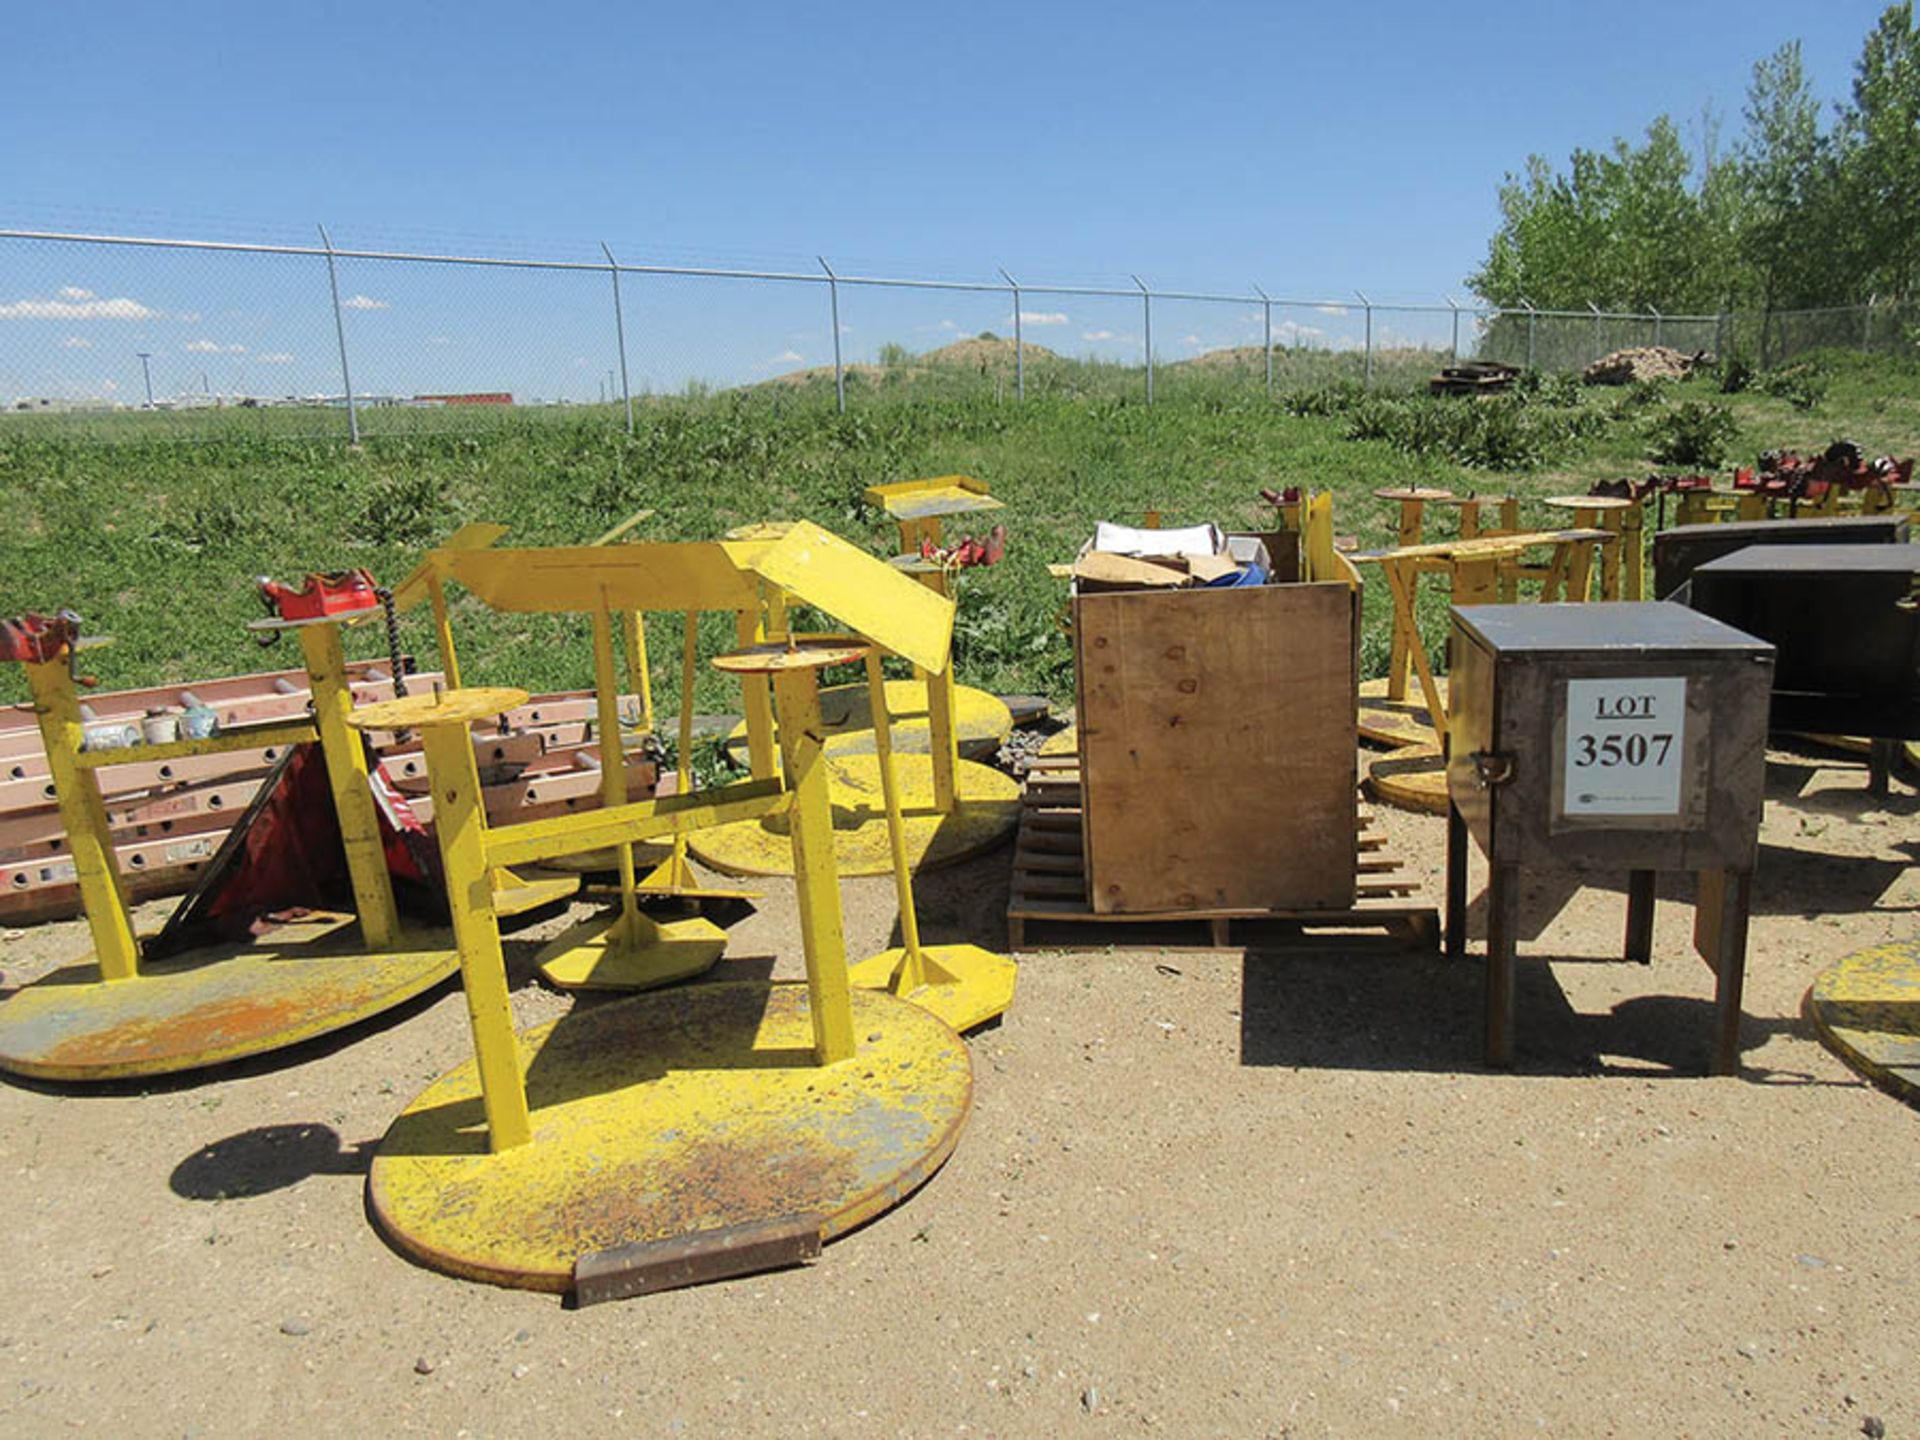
[1074,582,1356,914]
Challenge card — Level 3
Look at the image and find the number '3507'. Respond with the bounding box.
[1573,733,1673,767]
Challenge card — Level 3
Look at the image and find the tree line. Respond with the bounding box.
[1471,4,1920,341]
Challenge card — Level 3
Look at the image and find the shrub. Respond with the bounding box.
[1646,401,1739,468]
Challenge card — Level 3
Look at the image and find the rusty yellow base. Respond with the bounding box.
[534,909,727,991]
[724,680,1013,765]
[368,980,972,1292]
[847,943,1018,1033]
[1807,939,1920,1106]
[0,913,457,1081]
[1357,676,1448,750]
[1366,742,1450,815]
[1038,725,1079,758]
[689,755,1021,878]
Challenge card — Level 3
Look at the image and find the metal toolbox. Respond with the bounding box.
[1687,543,1920,740]
[1443,602,1776,1074]
[1447,602,1775,874]
[1651,514,1908,600]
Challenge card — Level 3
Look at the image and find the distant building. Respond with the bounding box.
[412,392,514,406]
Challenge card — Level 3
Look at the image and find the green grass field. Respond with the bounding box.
[4,349,1916,718]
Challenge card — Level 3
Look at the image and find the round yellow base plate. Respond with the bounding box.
[368,981,973,1292]
[688,755,1021,878]
[723,680,1013,765]
[1358,676,1447,750]
[847,943,1019,1033]
[535,910,728,991]
[1366,743,1450,815]
[1038,726,1079,758]
[1807,939,1920,1105]
[0,914,457,1081]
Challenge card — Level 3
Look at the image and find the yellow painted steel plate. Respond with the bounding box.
[0,914,457,1081]
[1808,939,1920,1105]
[847,943,1018,1034]
[1365,743,1450,816]
[1357,675,1448,750]
[746,522,954,676]
[723,680,1013,765]
[347,687,529,732]
[535,910,727,991]
[492,869,580,919]
[1373,486,1454,503]
[368,980,972,1292]
[689,755,1020,878]
[712,638,873,674]
[1037,725,1079,758]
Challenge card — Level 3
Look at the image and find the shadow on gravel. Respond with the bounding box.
[1238,949,1824,1082]
[171,1122,374,1200]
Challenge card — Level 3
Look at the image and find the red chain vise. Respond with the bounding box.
[0,611,83,665]
[256,569,383,621]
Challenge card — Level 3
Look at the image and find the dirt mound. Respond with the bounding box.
[918,336,1058,369]
[1583,346,1708,385]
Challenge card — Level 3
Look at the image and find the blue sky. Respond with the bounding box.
[0,1,1897,403]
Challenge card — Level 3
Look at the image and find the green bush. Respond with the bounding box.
[1646,400,1739,468]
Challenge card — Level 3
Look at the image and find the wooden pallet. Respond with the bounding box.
[1007,754,1438,953]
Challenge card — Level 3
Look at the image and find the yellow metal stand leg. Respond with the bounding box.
[420,717,531,1152]
[847,652,1017,1031]
[1385,498,1426,701]
[428,575,463,690]
[24,657,140,981]
[1622,504,1646,601]
[622,611,653,736]
[771,667,857,1066]
[1383,561,1448,748]
[736,606,777,780]
[296,622,402,950]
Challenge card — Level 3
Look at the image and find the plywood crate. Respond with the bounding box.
[1072,579,1358,915]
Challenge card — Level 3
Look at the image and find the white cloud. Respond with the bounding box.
[1018,310,1069,326]
[184,338,245,354]
[59,335,92,349]
[340,294,389,311]
[1182,334,1202,347]
[0,292,157,321]
[175,311,202,323]
[774,348,803,364]
[58,286,94,301]
[1082,329,1115,341]
[1314,304,1348,316]
[254,351,293,364]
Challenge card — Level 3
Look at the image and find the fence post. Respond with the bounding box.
[1588,301,1603,365]
[1863,295,1875,354]
[1715,308,1727,360]
[1355,290,1373,388]
[819,256,845,414]
[317,224,360,444]
[1649,303,1662,348]
[1254,283,1273,396]
[999,266,1023,401]
[1132,274,1153,404]
[1523,300,1537,370]
[1445,294,1460,362]
[601,242,635,435]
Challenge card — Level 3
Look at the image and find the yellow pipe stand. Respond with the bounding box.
[845,650,1017,1032]
[0,613,458,1080]
[1371,487,1453,701]
[357,631,970,1293]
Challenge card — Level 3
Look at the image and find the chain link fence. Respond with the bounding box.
[0,224,1907,442]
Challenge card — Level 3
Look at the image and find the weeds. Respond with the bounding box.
[1646,400,1740,467]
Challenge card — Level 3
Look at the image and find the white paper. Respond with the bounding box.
[1562,677,1687,817]
[1092,521,1223,558]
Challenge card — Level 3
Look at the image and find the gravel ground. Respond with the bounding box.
[0,740,1914,1438]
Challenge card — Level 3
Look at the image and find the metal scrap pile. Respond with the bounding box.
[1581,346,1710,385]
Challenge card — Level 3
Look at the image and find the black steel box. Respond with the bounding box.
[1687,543,1920,739]
[1651,514,1908,600]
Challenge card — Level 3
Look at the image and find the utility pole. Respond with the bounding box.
[135,352,154,408]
